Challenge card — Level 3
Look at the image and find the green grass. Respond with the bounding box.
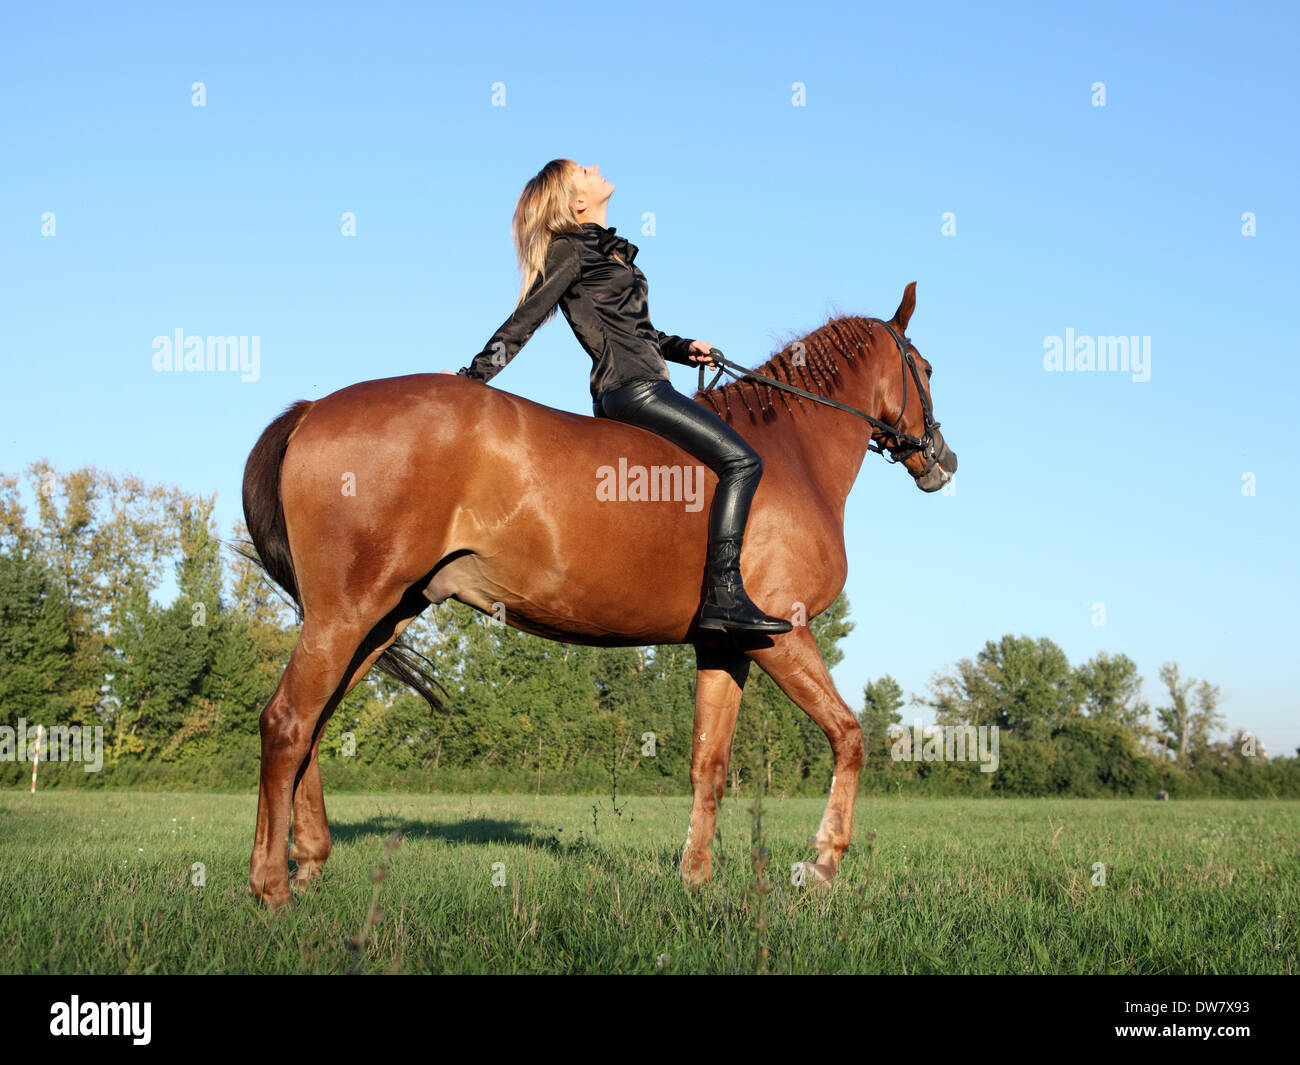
[0,791,1295,974]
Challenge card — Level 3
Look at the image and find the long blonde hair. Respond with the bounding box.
[511,159,582,319]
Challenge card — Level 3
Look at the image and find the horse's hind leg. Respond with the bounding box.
[681,644,750,887]
[249,619,363,907]
[287,594,429,888]
[286,734,331,887]
[746,625,864,885]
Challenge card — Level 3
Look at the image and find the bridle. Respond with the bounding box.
[698,319,946,480]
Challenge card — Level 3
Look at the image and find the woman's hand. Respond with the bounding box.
[687,340,720,368]
[437,370,457,375]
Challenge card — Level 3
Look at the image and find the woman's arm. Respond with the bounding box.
[457,237,583,384]
[658,332,719,368]
[655,330,697,367]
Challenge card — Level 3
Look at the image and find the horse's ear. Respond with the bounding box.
[889,282,917,332]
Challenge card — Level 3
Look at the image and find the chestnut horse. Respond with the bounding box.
[242,282,956,906]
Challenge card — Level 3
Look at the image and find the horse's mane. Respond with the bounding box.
[694,314,881,422]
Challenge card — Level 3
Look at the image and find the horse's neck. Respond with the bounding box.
[747,357,881,513]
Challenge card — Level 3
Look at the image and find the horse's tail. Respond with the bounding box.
[241,400,314,607]
[240,399,449,712]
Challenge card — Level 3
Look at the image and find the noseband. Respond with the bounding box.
[699,320,947,483]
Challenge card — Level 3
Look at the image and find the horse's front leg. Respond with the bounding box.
[746,625,863,885]
[681,644,750,887]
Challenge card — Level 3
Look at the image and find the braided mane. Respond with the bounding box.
[694,314,880,421]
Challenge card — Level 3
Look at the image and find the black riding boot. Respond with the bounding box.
[698,536,793,634]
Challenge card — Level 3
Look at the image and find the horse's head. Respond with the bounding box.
[872,283,957,492]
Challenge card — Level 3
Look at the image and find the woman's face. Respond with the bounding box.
[569,162,614,215]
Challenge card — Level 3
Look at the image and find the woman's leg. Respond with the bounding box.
[598,378,792,634]
[599,379,760,541]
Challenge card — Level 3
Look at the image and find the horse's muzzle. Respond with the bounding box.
[915,433,957,493]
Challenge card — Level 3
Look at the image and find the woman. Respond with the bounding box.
[448,159,791,636]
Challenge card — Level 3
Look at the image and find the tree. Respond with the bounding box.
[926,635,1080,741]
[0,473,33,556]
[1187,680,1225,758]
[228,520,297,690]
[1075,651,1147,728]
[20,462,185,721]
[859,674,904,760]
[0,548,75,724]
[1157,662,1195,761]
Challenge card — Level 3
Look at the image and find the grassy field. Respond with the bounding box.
[0,791,1295,974]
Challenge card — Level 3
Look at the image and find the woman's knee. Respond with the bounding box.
[721,447,762,485]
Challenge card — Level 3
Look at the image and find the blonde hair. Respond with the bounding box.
[510,158,582,319]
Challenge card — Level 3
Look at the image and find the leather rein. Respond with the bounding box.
[697,319,944,475]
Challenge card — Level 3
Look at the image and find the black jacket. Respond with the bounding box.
[457,221,696,400]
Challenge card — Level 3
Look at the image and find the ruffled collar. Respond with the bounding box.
[579,221,638,264]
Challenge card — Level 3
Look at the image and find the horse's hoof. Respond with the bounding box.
[681,855,713,889]
[289,862,323,890]
[250,881,292,909]
[792,861,836,891]
[249,867,293,909]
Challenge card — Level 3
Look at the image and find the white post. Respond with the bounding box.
[30,724,43,794]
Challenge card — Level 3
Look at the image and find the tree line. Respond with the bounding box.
[1,463,1295,798]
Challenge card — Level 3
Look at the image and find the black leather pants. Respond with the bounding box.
[594,378,762,542]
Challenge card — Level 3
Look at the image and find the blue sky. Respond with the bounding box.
[2,1,1297,756]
